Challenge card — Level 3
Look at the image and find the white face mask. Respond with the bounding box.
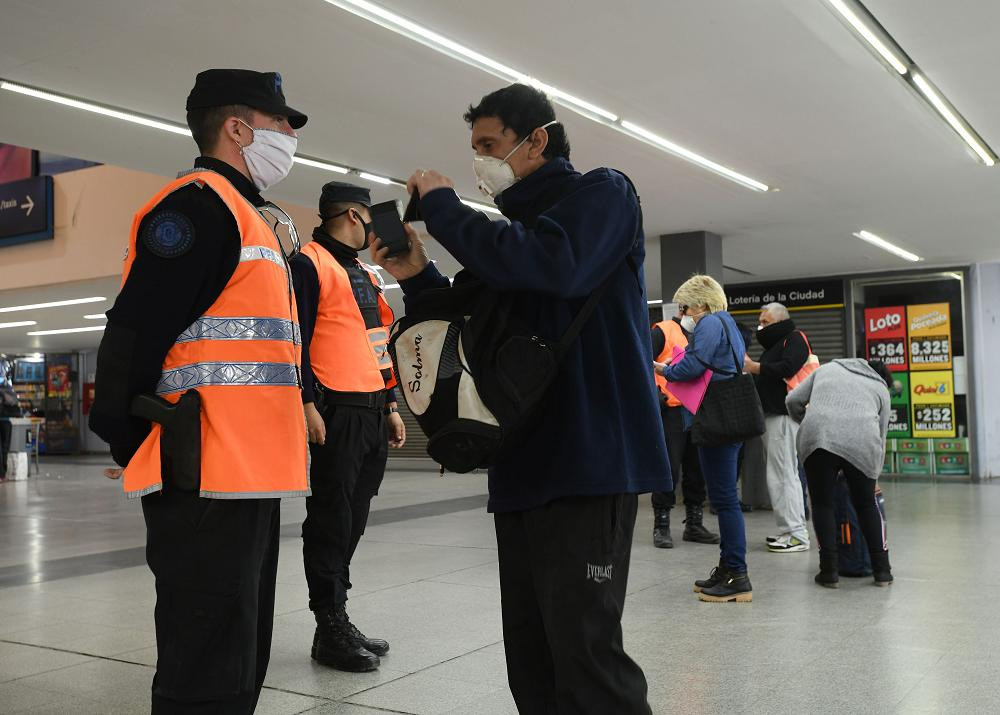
[237,119,298,191]
[680,315,697,333]
[473,120,559,198]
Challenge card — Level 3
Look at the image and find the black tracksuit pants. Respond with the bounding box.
[804,449,887,557]
[494,494,651,715]
[651,404,706,510]
[142,491,280,714]
[302,403,387,612]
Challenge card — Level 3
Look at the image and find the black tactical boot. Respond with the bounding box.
[693,561,727,593]
[815,549,840,589]
[870,550,893,587]
[653,508,673,549]
[312,607,380,672]
[683,503,721,545]
[338,605,390,657]
[698,569,753,603]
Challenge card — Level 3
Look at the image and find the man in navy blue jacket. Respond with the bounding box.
[373,84,670,714]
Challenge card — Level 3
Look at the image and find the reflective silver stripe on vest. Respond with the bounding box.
[176,317,302,345]
[368,329,392,367]
[157,361,299,395]
[239,245,285,269]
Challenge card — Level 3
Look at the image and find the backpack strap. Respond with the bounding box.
[553,171,643,361]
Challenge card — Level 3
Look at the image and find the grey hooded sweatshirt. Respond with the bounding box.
[785,358,891,479]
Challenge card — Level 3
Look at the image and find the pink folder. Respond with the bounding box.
[665,346,713,413]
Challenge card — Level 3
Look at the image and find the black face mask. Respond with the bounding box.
[756,321,791,349]
[320,209,371,249]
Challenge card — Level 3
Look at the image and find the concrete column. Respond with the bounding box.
[659,231,723,301]
[967,262,1000,480]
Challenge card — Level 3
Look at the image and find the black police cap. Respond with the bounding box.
[186,69,307,129]
[320,182,372,213]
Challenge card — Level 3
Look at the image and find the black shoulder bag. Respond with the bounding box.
[690,319,766,447]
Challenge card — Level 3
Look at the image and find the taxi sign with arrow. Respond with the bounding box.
[0,175,53,248]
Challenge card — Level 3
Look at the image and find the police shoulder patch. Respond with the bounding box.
[142,210,195,258]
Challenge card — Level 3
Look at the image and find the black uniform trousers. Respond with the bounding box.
[302,403,387,611]
[0,419,11,479]
[651,403,707,510]
[142,490,280,714]
[494,494,652,715]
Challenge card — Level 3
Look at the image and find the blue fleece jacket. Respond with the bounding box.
[662,312,745,384]
[662,311,746,429]
[400,158,671,512]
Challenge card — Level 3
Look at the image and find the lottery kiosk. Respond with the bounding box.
[853,271,969,479]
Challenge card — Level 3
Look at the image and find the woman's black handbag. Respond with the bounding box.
[691,321,765,447]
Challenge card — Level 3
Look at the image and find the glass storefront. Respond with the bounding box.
[850,271,969,479]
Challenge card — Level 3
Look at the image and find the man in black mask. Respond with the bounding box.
[744,302,811,553]
[290,181,407,673]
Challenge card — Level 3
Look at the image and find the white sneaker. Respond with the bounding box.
[767,535,809,553]
[765,534,784,544]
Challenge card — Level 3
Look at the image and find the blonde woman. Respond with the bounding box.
[656,275,750,603]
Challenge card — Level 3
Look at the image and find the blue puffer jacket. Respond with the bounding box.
[400,157,672,513]
[661,311,746,428]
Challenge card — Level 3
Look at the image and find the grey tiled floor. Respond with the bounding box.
[0,457,997,713]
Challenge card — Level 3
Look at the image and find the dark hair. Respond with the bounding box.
[186,104,254,154]
[868,360,893,389]
[464,84,570,160]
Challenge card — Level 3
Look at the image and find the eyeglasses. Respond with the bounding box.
[678,304,689,314]
[259,202,300,259]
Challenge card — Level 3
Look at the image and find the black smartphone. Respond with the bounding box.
[369,200,409,257]
[402,190,422,222]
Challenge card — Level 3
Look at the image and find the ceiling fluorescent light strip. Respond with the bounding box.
[0,296,107,314]
[619,120,769,192]
[27,325,108,336]
[0,321,37,329]
[0,80,193,136]
[323,0,769,192]
[853,230,921,262]
[824,0,997,166]
[0,80,504,211]
[293,156,350,173]
[825,0,907,75]
[83,314,107,320]
[324,0,522,83]
[358,171,394,186]
[911,74,996,167]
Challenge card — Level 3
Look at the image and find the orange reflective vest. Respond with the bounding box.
[298,241,397,393]
[653,319,687,408]
[122,169,309,499]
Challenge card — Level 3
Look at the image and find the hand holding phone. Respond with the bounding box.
[369,200,410,258]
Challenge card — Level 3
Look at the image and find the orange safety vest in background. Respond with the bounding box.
[122,169,309,499]
[653,319,687,408]
[298,241,397,393]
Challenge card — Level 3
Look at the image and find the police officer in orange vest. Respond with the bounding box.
[289,182,406,673]
[89,69,309,713]
[651,308,720,548]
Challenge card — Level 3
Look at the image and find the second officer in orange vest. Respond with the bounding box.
[290,182,406,673]
[651,308,720,548]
